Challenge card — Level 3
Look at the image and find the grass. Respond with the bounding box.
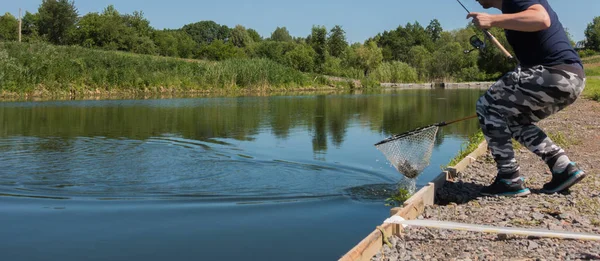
[446,130,485,168]
[510,218,542,227]
[582,55,600,64]
[585,65,600,77]
[547,131,570,149]
[583,62,600,101]
[0,41,323,96]
[385,188,411,207]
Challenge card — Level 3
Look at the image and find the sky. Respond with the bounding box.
[3,0,599,43]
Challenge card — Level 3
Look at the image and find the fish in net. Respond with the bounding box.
[375,125,439,179]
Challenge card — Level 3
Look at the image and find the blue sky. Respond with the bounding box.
[3,0,599,43]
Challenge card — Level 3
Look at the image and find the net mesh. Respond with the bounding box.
[375,125,439,179]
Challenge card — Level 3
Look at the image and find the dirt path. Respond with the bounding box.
[374,98,600,261]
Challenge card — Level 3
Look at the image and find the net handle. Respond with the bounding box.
[374,114,478,147]
[437,114,478,127]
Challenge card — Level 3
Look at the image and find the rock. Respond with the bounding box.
[528,241,540,250]
[532,212,545,220]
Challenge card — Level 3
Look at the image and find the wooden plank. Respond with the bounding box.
[338,223,394,261]
[447,141,489,179]
[381,83,433,88]
[397,185,433,220]
[443,82,494,89]
[431,171,450,190]
[339,141,490,261]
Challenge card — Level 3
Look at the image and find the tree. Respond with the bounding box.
[584,16,600,51]
[37,0,78,45]
[196,40,246,61]
[270,27,292,42]
[152,30,197,58]
[428,42,464,81]
[407,45,431,80]
[182,21,230,46]
[477,27,514,78]
[253,40,295,64]
[564,27,576,47]
[122,11,153,37]
[128,35,157,55]
[310,25,328,70]
[0,13,18,41]
[72,7,127,49]
[426,19,443,43]
[285,43,316,72]
[376,22,433,62]
[153,30,178,57]
[327,25,348,58]
[230,25,253,48]
[70,5,159,54]
[307,26,327,71]
[174,31,197,58]
[21,11,41,42]
[350,41,383,77]
[247,28,262,42]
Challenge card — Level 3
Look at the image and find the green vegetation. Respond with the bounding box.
[584,78,600,101]
[385,188,411,207]
[583,58,600,101]
[547,131,572,149]
[0,89,482,154]
[0,42,313,94]
[446,130,485,168]
[582,55,600,64]
[585,17,600,52]
[585,65,600,76]
[1,1,599,96]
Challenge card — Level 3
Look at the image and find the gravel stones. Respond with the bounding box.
[372,99,600,261]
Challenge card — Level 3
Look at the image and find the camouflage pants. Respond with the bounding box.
[476,65,586,175]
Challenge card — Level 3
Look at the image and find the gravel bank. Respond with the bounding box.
[374,98,600,261]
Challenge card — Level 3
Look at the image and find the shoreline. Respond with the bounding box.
[372,98,600,260]
[0,85,350,102]
[0,82,494,102]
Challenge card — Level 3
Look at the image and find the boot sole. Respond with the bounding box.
[541,171,586,194]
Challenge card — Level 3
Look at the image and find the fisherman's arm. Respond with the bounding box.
[467,4,551,32]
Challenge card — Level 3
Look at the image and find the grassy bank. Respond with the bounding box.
[584,60,600,101]
[0,42,339,96]
[446,130,485,168]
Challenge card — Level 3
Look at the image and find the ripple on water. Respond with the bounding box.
[0,136,396,203]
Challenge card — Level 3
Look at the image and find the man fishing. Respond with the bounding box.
[468,0,586,196]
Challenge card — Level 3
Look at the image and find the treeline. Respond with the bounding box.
[1,0,599,84]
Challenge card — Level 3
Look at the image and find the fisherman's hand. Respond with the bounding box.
[467,12,494,30]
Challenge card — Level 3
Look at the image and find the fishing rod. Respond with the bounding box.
[456,0,514,60]
[374,1,520,179]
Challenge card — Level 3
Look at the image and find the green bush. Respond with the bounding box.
[370,61,418,83]
[579,49,598,58]
[284,44,316,72]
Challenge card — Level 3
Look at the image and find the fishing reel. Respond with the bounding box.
[463,35,486,54]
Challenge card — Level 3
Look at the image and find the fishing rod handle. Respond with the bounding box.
[484,31,514,60]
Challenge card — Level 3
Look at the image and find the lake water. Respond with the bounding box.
[0,89,483,261]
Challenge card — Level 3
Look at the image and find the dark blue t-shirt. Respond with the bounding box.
[502,0,582,67]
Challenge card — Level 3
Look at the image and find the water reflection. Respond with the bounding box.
[0,89,483,201]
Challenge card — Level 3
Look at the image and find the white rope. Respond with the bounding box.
[384,216,600,241]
